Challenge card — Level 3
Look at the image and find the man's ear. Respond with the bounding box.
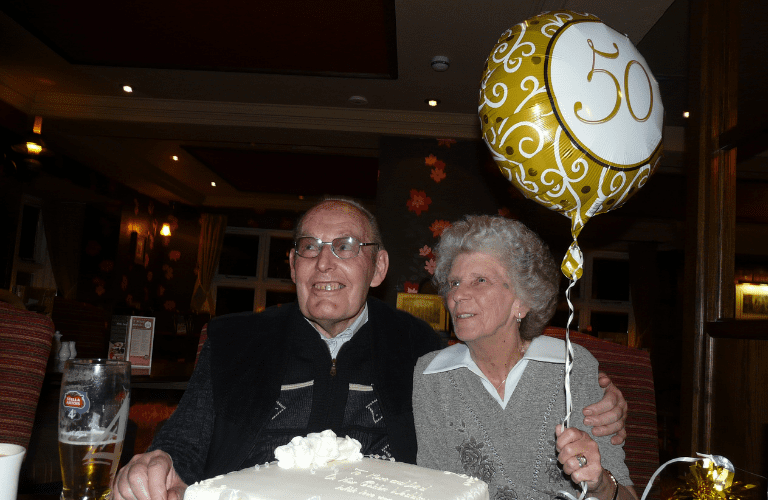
[289,248,297,284]
[369,249,389,288]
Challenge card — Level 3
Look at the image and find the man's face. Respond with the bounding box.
[289,201,389,338]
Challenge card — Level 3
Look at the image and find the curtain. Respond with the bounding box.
[190,214,227,314]
[42,201,86,300]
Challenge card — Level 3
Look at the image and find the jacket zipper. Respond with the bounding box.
[330,358,337,376]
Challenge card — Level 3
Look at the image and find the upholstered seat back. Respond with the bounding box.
[195,323,208,366]
[543,327,659,494]
[0,302,54,449]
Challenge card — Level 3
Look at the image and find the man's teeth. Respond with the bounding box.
[315,283,344,291]
[457,313,474,319]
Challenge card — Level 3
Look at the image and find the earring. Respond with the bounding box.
[516,314,522,323]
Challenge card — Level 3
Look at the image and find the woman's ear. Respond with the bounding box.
[513,299,530,319]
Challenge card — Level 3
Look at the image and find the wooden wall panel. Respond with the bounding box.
[711,338,768,479]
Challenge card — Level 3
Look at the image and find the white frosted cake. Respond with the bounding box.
[184,430,488,500]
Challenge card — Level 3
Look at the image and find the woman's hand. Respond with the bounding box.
[555,425,609,494]
[556,425,639,500]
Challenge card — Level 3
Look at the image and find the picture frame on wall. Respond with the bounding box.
[735,283,768,319]
[395,293,449,332]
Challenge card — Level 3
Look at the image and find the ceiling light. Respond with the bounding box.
[172,155,179,161]
[683,111,690,118]
[211,181,216,187]
[11,116,51,156]
[160,223,172,237]
[431,56,450,72]
[425,99,441,107]
[123,85,133,93]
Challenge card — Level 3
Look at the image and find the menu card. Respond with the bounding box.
[127,316,155,375]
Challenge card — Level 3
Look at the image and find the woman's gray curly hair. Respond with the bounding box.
[433,215,560,340]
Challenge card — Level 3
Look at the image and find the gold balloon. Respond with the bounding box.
[479,11,664,280]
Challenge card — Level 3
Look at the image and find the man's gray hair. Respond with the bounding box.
[432,215,560,340]
[294,197,385,256]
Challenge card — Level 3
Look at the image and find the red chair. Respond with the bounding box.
[543,327,659,496]
[0,301,54,450]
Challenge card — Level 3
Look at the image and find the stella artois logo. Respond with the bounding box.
[64,391,85,408]
[62,390,90,420]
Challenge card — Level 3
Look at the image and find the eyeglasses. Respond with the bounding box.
[294,236,378,259]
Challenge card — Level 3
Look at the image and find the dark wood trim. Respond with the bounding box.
[717,118,768,155]
[706,319,768,340]
[681,0,740,457]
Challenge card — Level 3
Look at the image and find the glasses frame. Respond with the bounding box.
[294,236,378,260]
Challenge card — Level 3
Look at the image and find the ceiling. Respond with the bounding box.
[0,0,765,210]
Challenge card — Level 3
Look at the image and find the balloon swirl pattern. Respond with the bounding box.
[479,11,664,280]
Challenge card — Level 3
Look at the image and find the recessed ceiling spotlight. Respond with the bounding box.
[425,99,441,107]
[171,155,179,161]
[211,181,217,187]
[123,85,133,93]
[431,56,450,72]
[348,95,368,105]
[682,111,690,118]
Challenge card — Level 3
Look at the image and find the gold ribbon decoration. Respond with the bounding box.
[670,459,756,500]
[479,10,664,281]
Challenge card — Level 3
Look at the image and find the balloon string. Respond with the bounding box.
[562,278,577,430]
[557,452,703,500]
[556,278,701,500]
[560,278,588,499]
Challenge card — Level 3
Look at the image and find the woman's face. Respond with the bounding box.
[446,251,525,344]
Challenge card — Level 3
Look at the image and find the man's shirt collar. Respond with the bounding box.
[306,304,369,358]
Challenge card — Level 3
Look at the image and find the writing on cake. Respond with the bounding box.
[324,466,483,500]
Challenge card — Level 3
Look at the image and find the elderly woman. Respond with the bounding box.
[413,215,637,500]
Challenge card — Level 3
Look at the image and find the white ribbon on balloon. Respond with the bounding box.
[557,453,733,500]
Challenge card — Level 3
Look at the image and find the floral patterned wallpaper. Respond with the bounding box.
[376,136,519,306]
[77,204,121,306]
[77,195,199,334]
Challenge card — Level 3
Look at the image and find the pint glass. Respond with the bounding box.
[58,359,130,500]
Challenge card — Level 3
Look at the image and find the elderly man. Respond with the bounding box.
[113,198,627,500]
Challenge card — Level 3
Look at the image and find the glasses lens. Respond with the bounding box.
[296,237,321,257]
[332,237,360,259]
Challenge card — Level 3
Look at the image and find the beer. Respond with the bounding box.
[58,360,130,500]
[59,431,124,500]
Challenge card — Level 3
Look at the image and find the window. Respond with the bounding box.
[551,251,634,345]
[11,195,56,296]
[211,227,296,315]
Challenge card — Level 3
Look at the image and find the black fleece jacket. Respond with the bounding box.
[149,298,441,485]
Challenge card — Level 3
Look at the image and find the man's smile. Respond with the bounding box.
[313,282,345,291]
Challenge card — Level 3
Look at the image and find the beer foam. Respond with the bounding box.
[59,430,122,445]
